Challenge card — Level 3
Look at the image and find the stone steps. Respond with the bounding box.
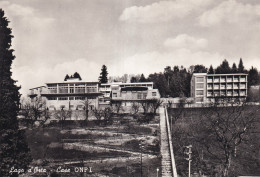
[160,107,173,177]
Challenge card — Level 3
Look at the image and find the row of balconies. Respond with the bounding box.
[207,91,246,97]
[207,84,246,90]
[207,77,246,83]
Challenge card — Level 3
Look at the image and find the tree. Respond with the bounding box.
[215,59,231,74]
[193,65,207,73]
[99,65,108,83]
[208,65,214,74]
[130,76,138,83]
[22,97,50,127]
[73,72,82,80]
[149,99,163,114]
[64,74,69,81]
[53,109,72,129]
[81,98,93,122]
[248,67,260,88]
[231,63,237,73]
[238,58,245,73]
[111,100,124,114]
[0,9,31,176]
[199,101,259,176]
[131,102,140,115]
[139,73,146,82]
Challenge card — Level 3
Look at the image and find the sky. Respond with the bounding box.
[1,0,260,96]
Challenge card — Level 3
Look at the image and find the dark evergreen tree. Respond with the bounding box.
[238,58,245,73]
[73,72,82,80]
[64,74,69,81]
[193,65,207,73]
[208,65,214,74]
[130,76,137,83]
[147,73,170,97]
[0,9,31,176]
[231,63,238,73]
[139,73,146,82]
[215,59,231,74]
[173,66,180,73]
[248,67,260,87]
[99,65,108,83]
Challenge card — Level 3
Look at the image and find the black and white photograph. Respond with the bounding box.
[0,0,260,176]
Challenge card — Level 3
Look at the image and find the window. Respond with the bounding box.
[112,93,117,97]
[143,93,147,99]
[75,87,85,93]
[69,87,74,93]
[69,97,74,100]
[196,90,204,96]
[48,97,57,100]
[196,77,204,82]
[152,92,157,96]
[59,86,68,93]
[75,96,85,100]
[58,97,68,100]
[196,83,204,89]
[137,93,142,99]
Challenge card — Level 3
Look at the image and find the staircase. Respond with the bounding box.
[159,107,178,177]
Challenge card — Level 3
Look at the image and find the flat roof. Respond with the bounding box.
[193,73,247,76]
[100,82,153,86]
[46,81,99,84]
[29,86,46,90]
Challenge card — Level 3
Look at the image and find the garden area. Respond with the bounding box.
[20,112,161,177]
[168,104,260,177]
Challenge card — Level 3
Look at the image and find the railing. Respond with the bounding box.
[165,107,178,177]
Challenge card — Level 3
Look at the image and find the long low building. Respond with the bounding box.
[28,77,161,110]
[190,73,248,103]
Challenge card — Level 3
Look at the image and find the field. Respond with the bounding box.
[21,114,161,177]
[168,105,260,177]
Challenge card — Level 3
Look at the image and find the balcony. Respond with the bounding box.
[207,79,213,83]
[227,78,233,82]
[41,89,102,96]
[240,78,246,82]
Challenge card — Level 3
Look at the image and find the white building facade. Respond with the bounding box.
[190,73,248,103]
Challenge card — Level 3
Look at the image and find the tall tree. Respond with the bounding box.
[0,9,31,176]
[64,74,69,81]
[248,67,260,87]
[73,72,82,80]
[98,65,108,83]
[208,65,214,74]
[215,59,231,74]
[193,65,207,73]
[238,58,245,73]
[231,63,238,73]
[130,76,137,83]
[139,73,146,82]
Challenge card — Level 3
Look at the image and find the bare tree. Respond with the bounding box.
[92,108,104,125]
[54,109,72,129]
[149,98,163,114]
[199,100,259,176]
[21,97,50,127]
[111,100,124,114]
[141,100,150,114]
[81,98,93,122]
[131,102,140,115]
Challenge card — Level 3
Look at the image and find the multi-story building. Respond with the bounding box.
[28,77,102,110]
[190,73,248,103]
[98,82,160,108]
[28,78,160,110]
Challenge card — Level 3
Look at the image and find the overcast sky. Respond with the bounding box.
[1,0,260,95]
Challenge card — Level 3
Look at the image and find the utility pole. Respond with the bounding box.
[139,144,144,177]
[185,145,192,177]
